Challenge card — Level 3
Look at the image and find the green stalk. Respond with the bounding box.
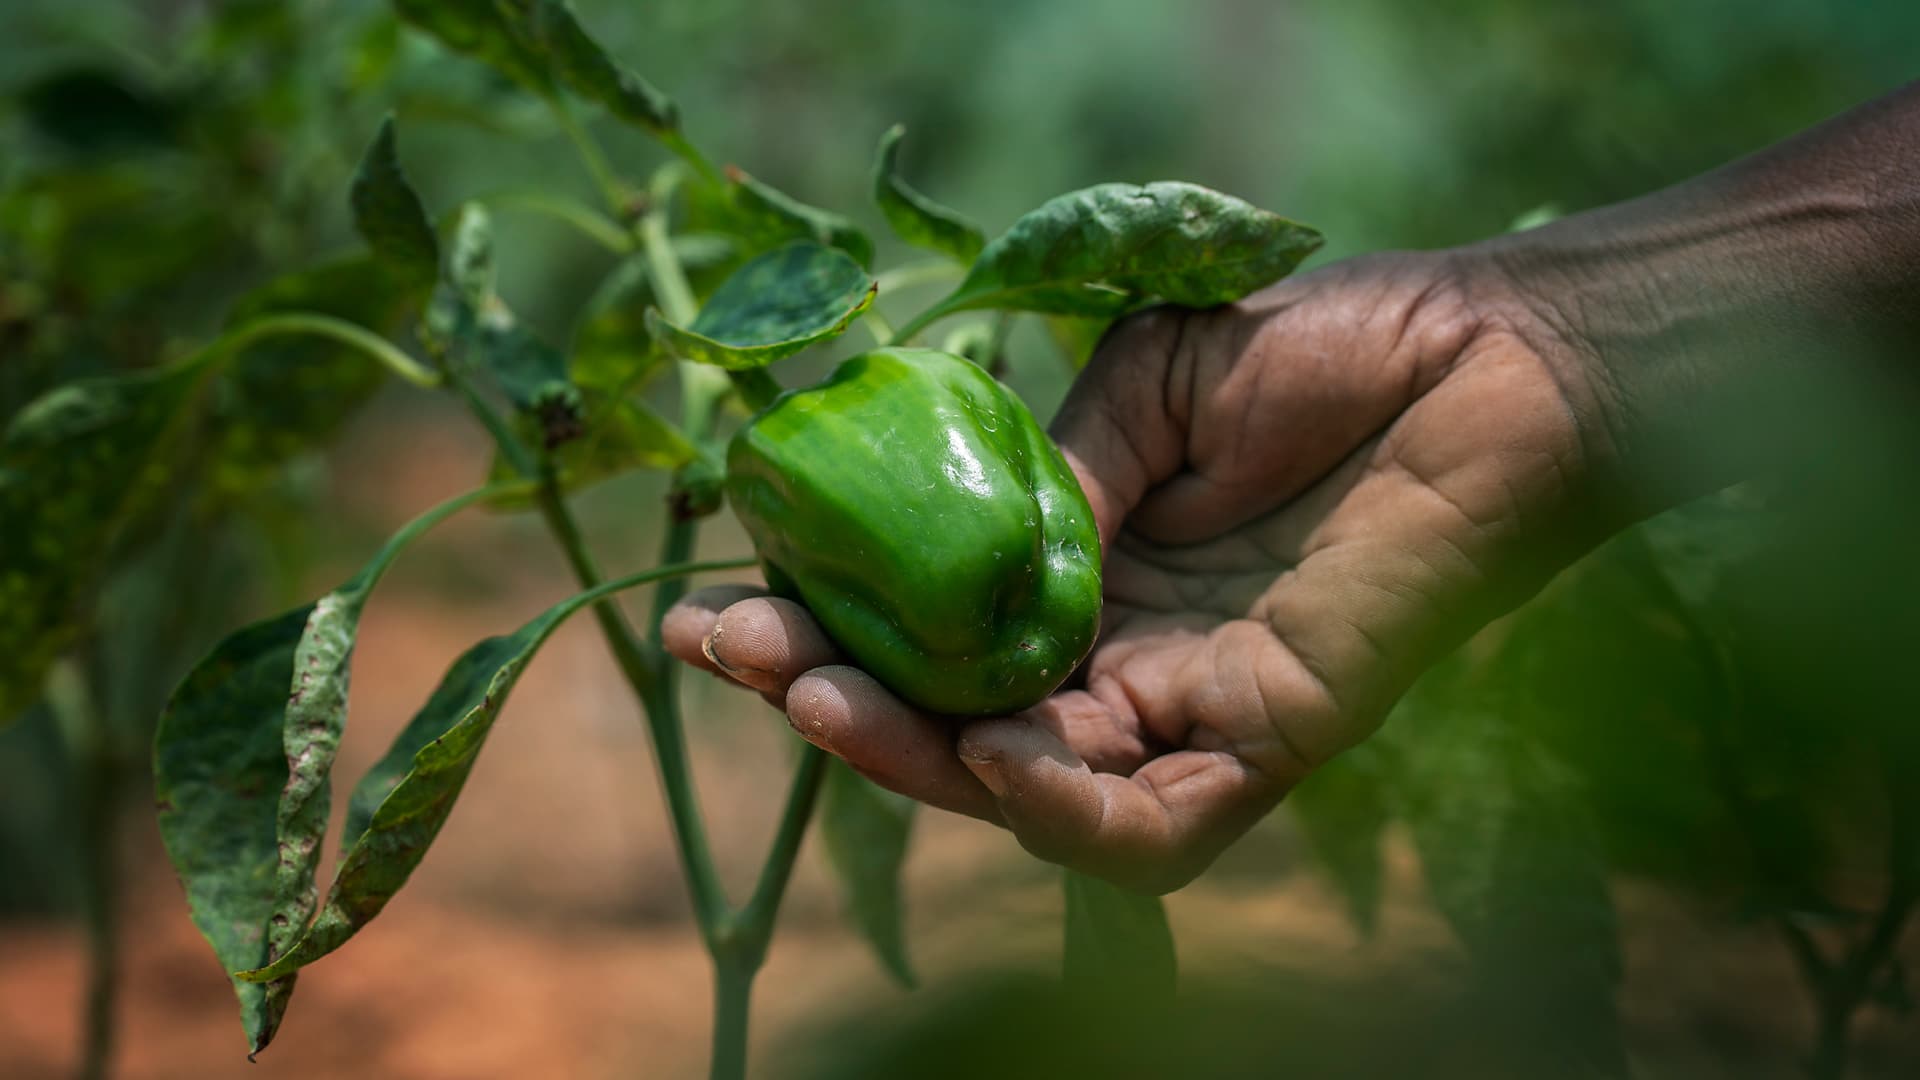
[662,132,723,188]
[536,485,732,938]
[860,308,897,346]
[209,313,442,387]
[885,300,953,347]
[873,259,963,296]
[709,956,755,1080]
[47,659,117,1080]
[739,744,829,942]
[470,190,634,254]
[548,95,629,212]
[706,746,829,1080]
[444,363,538,478]
[550,118,831,1080]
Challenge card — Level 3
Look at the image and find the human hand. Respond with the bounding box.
[664,249,1618,892]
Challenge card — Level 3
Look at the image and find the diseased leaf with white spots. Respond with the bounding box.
[154,607,310,1055]
[154,487,495,1056]
[928,182,1321,319]
[1,359,209,726]
[646,241,875,370]
[341,637,523,849]
[235,557,750,984]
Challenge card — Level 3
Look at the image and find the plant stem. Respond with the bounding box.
[445,364,539,477]
[860,308,896,346]
[709,956,755,1080]
[740,745,829,935]
[212,313,442,387]
[873,259,962,296]
[548,95,629,212]
[535,484,732,937]
[47,659,118,1080]
[641,167,701,324]
[886,301,951,347]
[662,131,724,189]
[705,747,829,1080]
[470,190,634,254]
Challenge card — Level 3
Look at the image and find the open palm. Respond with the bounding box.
[665,249,1611,892]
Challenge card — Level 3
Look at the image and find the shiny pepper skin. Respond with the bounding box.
[726,348,1102,715]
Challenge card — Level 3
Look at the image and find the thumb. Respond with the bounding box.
[1047,309,1190,548]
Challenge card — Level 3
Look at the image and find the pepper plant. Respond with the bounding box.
[0,3,1320,1075]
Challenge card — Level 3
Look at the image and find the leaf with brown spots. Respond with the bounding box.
[154,485,498,1056]
[234,556,753,985]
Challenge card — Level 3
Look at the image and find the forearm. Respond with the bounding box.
[1474,79,1920,514]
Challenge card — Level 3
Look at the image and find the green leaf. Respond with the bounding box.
[391,0,553,95]
[341,638,520,851]
[208,255,419,500]
[1382,692,1626,1075]
[153,486,495,1055]
[819,759,917,986]
[235,625,532,985]
[646,241,876,369]
[721,167,874,268]
[236,556,749,984]
[1,360,209,726]
[475,318,573,414]
[1061,870,1175,1002]
[1286,749,1390,936]
[528,0,678,135]
[350,116,439,288]
[930,182,1322,318]
[154,608,309,1055]
[871,124,984,264]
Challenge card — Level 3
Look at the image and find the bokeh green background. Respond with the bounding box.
[3,1,1918,1077]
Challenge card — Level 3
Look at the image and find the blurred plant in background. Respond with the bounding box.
[3,1,1918,1077]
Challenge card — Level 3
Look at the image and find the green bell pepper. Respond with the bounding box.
[727,347,1102,715]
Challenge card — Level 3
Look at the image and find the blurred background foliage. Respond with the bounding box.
[2,0,1918,1076]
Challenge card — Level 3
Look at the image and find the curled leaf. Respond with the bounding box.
[872,124,984,264]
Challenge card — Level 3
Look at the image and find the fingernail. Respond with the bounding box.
[701,631,728,669]
[787,709,837,754]
[963,754,1009,798]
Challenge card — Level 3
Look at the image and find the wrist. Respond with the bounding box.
[1458,85,1920,520]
